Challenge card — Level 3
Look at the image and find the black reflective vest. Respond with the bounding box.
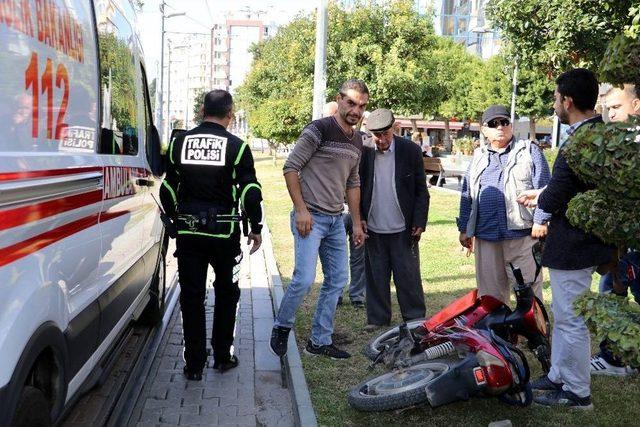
[160,121,262,238]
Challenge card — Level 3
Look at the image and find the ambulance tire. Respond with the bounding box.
[139,248,166,326]
[12,386,51,427]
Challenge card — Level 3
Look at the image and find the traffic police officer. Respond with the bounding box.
[160,90,263,380]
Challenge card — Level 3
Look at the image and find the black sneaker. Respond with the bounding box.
[183,366,203,381]
[304,340,351,359]
[269,326,291,357]
[337,296,344,306]
[351,300,365,309]
[530,374,563,394]
[534,389,594,410]
[213,355,239,373]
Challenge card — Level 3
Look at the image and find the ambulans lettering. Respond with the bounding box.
[181,134,227,166]
[59,126,95,152]
[103,167,139,200]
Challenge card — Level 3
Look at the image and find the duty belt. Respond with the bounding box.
[176,209,248,236]
[177,213,243,229]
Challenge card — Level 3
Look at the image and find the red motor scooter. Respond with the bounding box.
[348,241,550,412]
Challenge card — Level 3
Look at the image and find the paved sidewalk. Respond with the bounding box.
[130,242,294,427]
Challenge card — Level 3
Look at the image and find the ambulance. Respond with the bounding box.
[0,1,167,424]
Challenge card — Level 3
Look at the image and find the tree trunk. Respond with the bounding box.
[529,118,536,141]
[443,119,451,152]
[268,140,277,166]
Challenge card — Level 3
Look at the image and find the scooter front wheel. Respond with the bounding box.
[363,320,426,361]
[348,362,450,412]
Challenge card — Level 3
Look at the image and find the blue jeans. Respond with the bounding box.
[342,213,366,302]
[275,211,348,346]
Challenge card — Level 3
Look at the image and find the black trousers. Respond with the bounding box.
[176,233,241,370]
[364,230,426,325]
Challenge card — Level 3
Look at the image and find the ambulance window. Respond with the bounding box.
[96,4,139,156]
[0,1,99,153]
[140,64,153,135]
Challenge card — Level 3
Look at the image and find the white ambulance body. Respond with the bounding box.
[0,1,167,424]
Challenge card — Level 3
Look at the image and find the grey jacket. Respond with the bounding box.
[465,139,536,236]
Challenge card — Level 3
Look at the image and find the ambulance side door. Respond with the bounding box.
[93,1,147,344]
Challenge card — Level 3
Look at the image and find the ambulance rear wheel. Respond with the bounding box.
[12,386,51,427]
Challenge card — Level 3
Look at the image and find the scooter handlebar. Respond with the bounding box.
[509,263,525,287]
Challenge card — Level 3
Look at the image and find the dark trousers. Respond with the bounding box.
[364,230,426,325]
[176,233,241,370]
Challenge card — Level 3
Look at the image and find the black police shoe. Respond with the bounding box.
[183,366,203,381]
[213,355,239,373]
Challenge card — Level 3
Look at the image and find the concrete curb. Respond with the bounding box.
[260,223,318,427]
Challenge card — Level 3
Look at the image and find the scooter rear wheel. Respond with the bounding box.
[348,362,449,412]
[363,320,426,361]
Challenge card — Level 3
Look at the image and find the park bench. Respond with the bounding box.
[423,157,468,189]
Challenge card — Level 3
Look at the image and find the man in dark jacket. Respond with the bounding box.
[517,68,613,409]
[359,108,429,329]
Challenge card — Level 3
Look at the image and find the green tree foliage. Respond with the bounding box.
[235,16,314,145]
[575,293,640,367]
[465,55,512,116]
[192,88,207,125]
[485,0,636,75]
[99,32,137,130]
[238,0,452,145]
[515,67,555,137]
[598,34,640,87]
[564,117,640,250]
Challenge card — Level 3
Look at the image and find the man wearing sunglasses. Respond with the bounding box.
[457,105,551,307]
[270,79,368,360]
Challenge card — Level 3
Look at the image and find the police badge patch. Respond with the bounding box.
[181,134,227,166]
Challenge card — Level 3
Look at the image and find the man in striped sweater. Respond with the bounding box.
[269,79,368,360]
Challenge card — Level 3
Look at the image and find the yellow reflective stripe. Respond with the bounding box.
[240,183,261,208]
[232,142,248,181]
[234,142,248,165]
[178,230,233,238]
[232,185,237,202]
[162,180,177,205]
[168,137,176,164]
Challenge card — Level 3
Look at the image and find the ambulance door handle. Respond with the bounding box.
[137,178,155,187]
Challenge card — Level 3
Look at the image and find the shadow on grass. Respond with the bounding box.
[427,219,457,226]
[426,272,476,283]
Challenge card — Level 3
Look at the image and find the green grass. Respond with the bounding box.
[254,152,640,427]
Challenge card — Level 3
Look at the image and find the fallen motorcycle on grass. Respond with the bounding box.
[348,241,551,412]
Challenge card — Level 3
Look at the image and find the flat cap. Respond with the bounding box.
[482,105,510,125]
[366,108,395,132]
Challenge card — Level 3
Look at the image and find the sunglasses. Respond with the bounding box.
[487,118,511,128]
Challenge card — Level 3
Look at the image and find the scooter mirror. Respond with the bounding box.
[532,240,545,282]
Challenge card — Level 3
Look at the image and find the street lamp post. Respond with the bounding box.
[167,39,172,136]
[312,0,328,120]
[158,1,185,141]
[510,60,518,125]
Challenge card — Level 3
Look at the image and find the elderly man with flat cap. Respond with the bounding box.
[457,105,551,306]
[359,108,429,329]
